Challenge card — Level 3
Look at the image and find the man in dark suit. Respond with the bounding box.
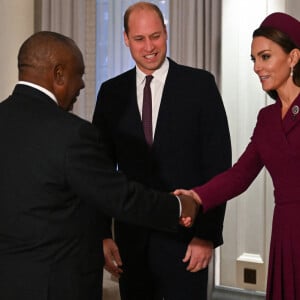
[0,31,198,300]
[92,2,232,300]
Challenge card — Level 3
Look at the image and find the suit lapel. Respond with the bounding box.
[118,69,146,143]
[282,94,300,135]
[153,60,178,147]
[266,96,300,159]
[123,60,180,148]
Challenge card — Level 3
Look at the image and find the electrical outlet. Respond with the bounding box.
[244,268,256,284]
[236,253,265,291]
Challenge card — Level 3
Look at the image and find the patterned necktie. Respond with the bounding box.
[142,75,153,146]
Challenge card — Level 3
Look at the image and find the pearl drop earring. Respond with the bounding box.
[290,66,294,77]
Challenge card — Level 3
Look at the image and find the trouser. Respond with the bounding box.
[118,231,208,300]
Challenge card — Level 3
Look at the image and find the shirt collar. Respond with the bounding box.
[17,81,58,104]
[136,58,169,85]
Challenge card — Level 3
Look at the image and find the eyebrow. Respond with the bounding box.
[257,49,271,56]
[132,31,162,38]
[251,49,271,58]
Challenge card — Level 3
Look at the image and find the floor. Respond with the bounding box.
[102,270,121,300]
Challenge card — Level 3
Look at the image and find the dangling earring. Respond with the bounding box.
[290,66,294,77]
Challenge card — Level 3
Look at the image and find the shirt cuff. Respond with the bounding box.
[175,195,182,217]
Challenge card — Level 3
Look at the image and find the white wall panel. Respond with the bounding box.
[0,0,34,101]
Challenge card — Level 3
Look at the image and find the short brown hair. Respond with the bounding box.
[123,1,165,35]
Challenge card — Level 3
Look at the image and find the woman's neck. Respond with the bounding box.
[278,84,300,119]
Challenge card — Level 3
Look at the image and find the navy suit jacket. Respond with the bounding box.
[93,59,231,251]
[0,84,181,300]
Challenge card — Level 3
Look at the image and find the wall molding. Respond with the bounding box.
[212,286,265,300]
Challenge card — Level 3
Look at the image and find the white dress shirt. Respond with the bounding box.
[136,58,169,140]
[136,60,182,216]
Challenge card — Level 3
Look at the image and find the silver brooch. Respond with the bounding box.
[292,105,299,116]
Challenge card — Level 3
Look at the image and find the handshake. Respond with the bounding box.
[173,189,203,228]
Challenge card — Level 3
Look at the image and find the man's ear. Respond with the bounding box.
[124,31,129,47]
[54,64,64,85]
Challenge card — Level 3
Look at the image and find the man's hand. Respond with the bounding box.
[177,194,199,227]
[182,237,213,272]
[103,238,123,278]
[174,189,202,204]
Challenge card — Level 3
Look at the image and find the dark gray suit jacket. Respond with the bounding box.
[0,84,180,300]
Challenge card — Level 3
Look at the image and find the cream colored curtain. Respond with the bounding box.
[34,0,96,121]
[169,0,221,84]
[34,0,221,116]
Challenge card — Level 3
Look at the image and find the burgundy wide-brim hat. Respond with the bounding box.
[259,12,300,47]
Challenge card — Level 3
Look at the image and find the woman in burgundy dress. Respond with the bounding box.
[176,12,300,300]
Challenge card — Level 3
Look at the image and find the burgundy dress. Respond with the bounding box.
[194,94,300,299]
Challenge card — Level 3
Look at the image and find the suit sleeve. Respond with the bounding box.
[193,74,232,248]
[92,84,116,239]
[65,121,180,233]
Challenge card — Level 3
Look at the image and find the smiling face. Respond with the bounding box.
[124,7,167,75]
[251,36,293,93]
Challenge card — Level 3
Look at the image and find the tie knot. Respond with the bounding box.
[145,75,153,86]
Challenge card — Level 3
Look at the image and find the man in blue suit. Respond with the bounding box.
[93,2,232,299]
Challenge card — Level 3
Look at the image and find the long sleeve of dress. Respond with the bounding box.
[194,138,264,213]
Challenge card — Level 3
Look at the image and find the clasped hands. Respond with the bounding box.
[174,189,202,228]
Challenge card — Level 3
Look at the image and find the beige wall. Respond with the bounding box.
[287,1,300,19]
[0,0,34,101]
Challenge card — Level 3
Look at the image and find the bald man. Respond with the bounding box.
[0,31,198,300]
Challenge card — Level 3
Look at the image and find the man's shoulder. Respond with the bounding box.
[40,102,93,137]
[167,59,215,87]
[102,68,135,87]
[168,58,214,79]
[59,108,92,129]
[51,109,98,148]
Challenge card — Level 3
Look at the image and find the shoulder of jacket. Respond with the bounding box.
[168,58,214,78]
